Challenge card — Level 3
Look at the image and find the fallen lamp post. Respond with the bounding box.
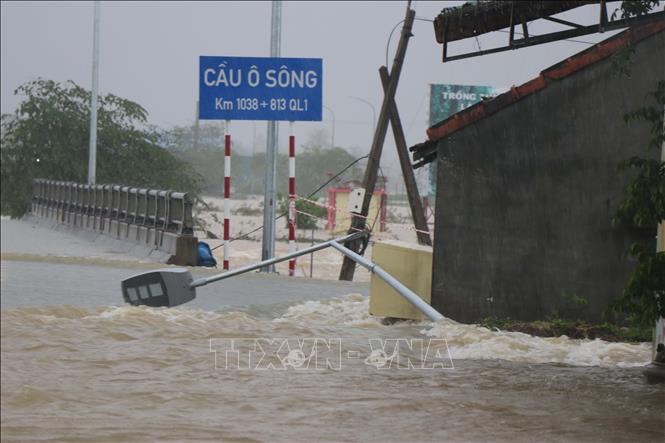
[121,231,444,322]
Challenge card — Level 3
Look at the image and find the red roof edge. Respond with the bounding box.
[426,21,665,143]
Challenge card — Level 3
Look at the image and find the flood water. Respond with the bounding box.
[2,265,664,442]
[1,220,664,442]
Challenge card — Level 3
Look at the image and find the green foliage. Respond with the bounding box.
[479,316,652,342]
[479,316,509,331]
[610,44,636,78]
[174,148,249,195]
[278,196,327,231]
[562,292,588,307]
[295,146,363,198]
[612,245,665,325]
[612,79,665,327]
[612,0,661,19]
[610,1,661,76]
[614,156,665,227]
[603,321,653,342]
[624,81,665,151]
[1,79,200,218]
[614,81,665,229]
[163,121,227,152]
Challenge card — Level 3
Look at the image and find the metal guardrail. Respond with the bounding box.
[31,179,194,235]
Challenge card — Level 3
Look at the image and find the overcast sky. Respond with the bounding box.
[1,1,622,189]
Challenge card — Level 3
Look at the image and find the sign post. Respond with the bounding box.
[265,0,281,274]
[199,56,322,122]
[199,55,322,270]
[223,120,231,270]
[288,121,296,276]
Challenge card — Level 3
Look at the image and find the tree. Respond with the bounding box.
[162,122,363,199]
[608,1,665,327]
[303,127,332,149]
[278,196,327,230]
[1,79,200,218]
[162,121,228,153]
[612,0,661,19]
[294,146,363,197]
[612,82,665,327]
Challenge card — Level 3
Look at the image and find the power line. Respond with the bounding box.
[385,17,433,69]
[210,154,370,250]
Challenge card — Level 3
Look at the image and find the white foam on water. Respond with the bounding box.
[276,296,651,367]
[4,296,651,368]
[90,305,264,328]
[276,293,384,327]
[423,320,652,367]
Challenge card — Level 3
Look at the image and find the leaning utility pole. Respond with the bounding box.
[339,5,416,281]
[261,0,282,272]
[379,66,431,246]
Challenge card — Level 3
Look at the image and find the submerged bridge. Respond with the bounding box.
[30,179,198,265]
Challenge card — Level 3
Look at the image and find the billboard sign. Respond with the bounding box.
[428,84,501,198]
[199,56,323,121]
[429,84,498,126]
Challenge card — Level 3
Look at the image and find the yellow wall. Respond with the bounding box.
[330,191,382,234]
[369,240,433,320]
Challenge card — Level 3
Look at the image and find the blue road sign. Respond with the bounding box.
[199,56,322,121]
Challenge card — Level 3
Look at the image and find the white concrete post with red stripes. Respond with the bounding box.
[223,120,231,270]
[288,121,296,276]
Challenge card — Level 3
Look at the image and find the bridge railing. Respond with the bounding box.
[31,179,194,235]
[30,178,198,265]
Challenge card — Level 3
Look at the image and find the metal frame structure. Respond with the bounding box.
[437,1,665,62]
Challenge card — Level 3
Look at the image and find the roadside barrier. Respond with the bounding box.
[30,179,197,265]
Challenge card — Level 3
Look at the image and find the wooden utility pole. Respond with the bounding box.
[379,66,431,246]
[339,6,416,281]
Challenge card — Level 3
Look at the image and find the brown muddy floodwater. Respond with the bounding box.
[2,291,664,443]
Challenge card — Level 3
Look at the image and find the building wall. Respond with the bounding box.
[431,30,664,323]
[327,190,386,234]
